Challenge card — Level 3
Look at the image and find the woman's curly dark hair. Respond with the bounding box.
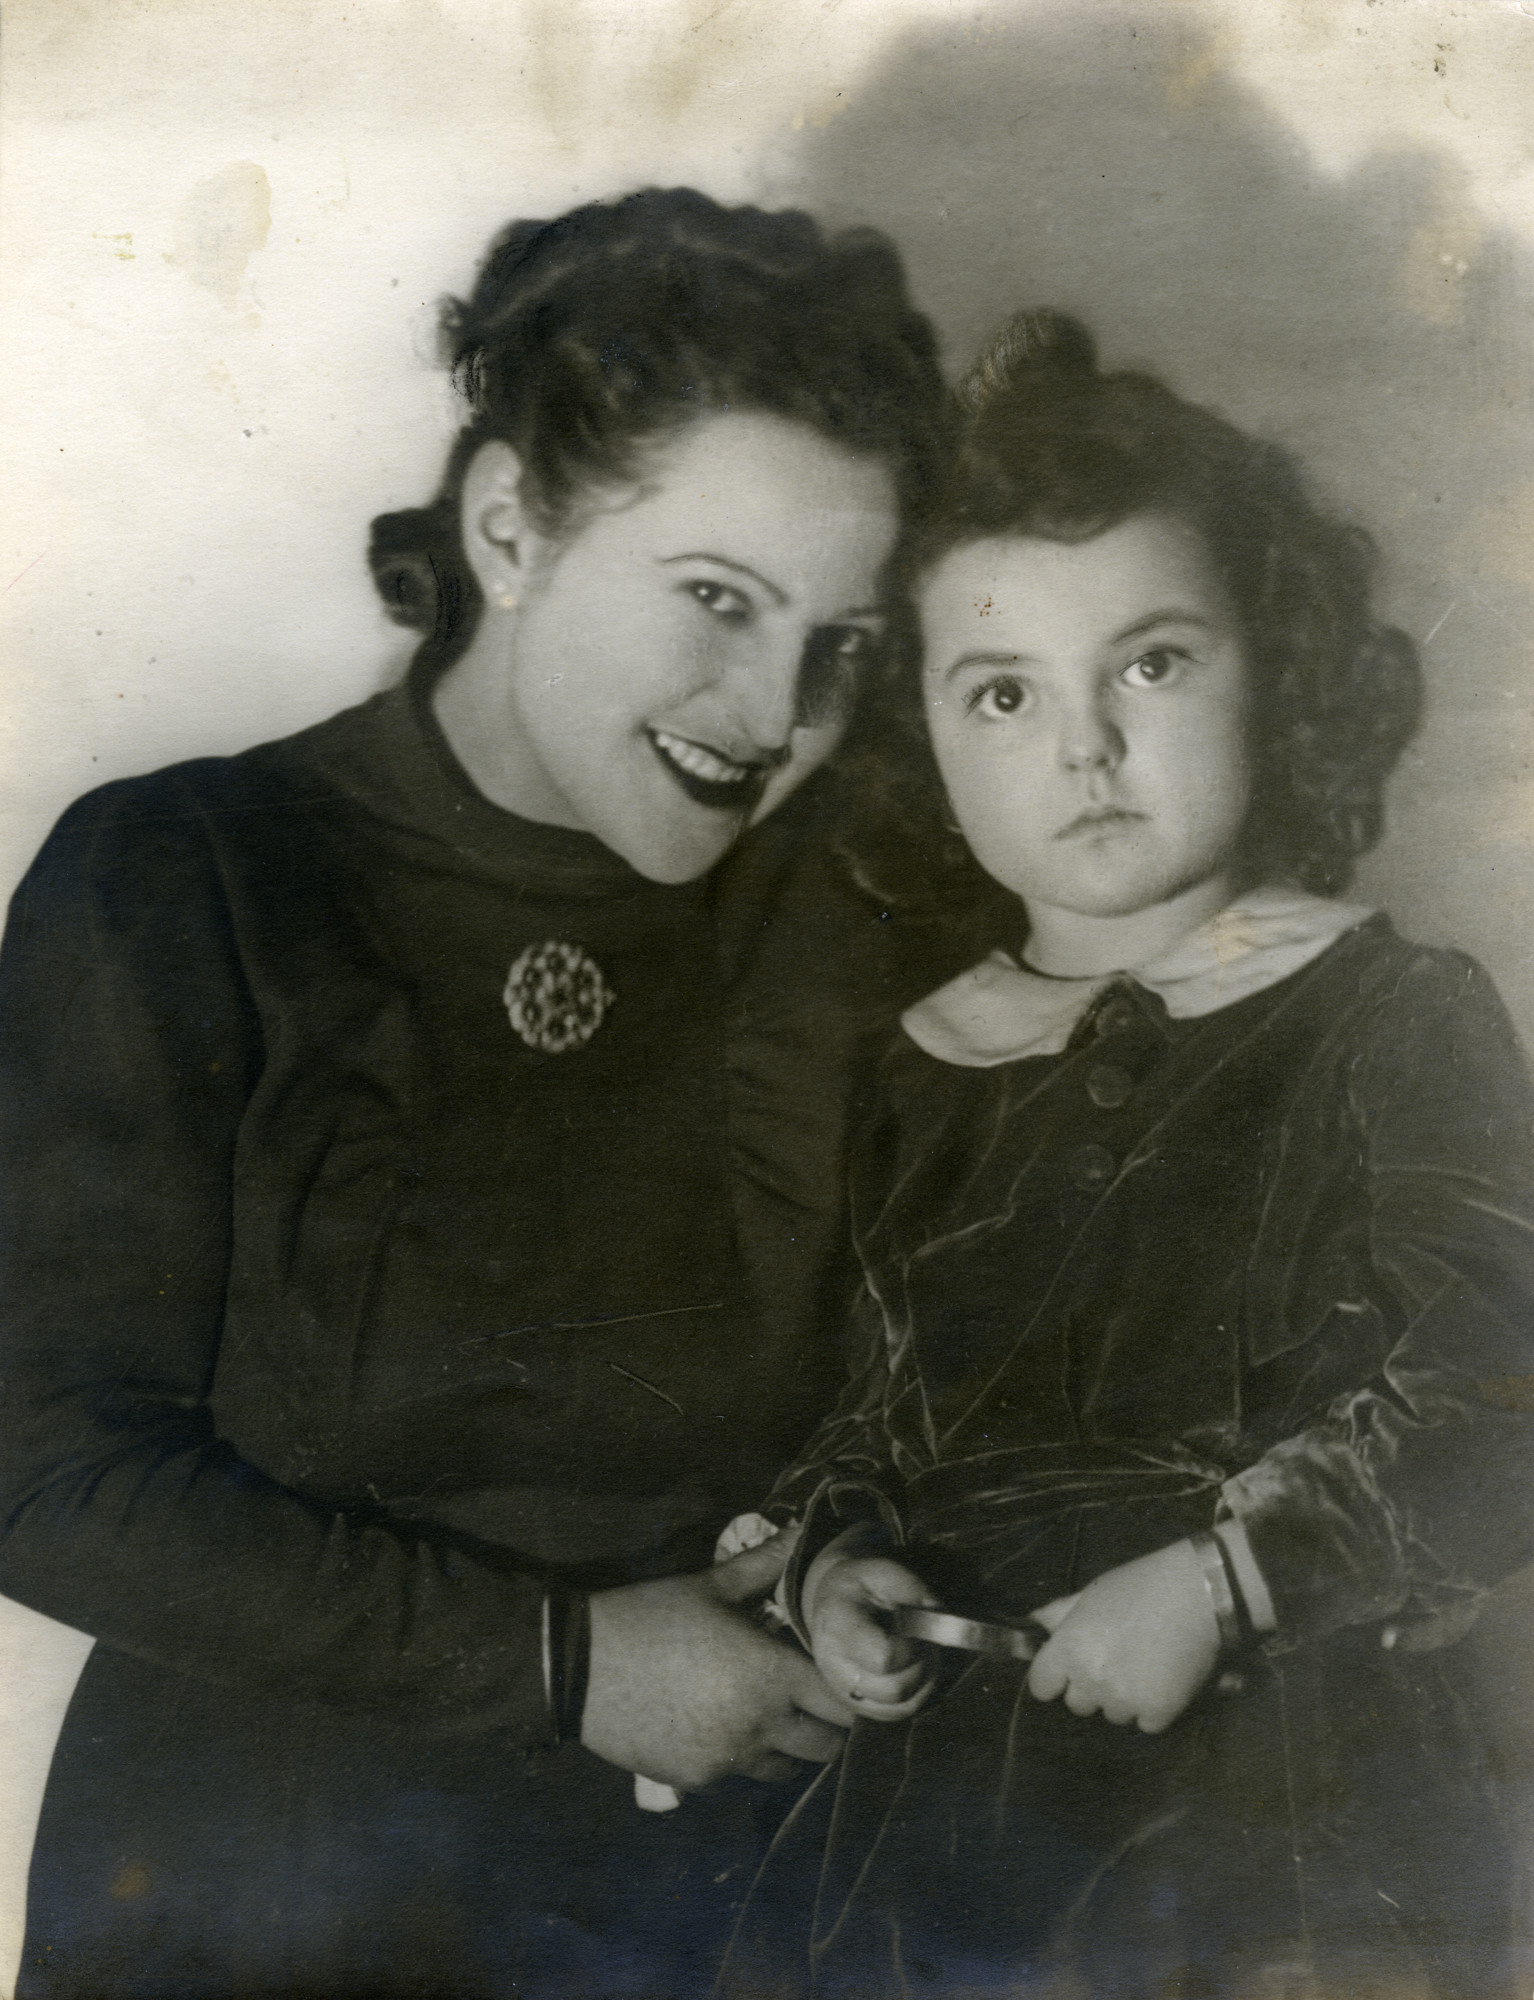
[368,187,947,666]
[836,309,1423,939]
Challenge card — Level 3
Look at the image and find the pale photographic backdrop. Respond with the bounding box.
[3,0,1533,1988]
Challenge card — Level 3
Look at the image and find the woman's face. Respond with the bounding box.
[454,411,899,883]
[919,513,1251,927]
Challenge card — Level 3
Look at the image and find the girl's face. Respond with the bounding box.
[919,513,1251,931]
[455,410,899,883]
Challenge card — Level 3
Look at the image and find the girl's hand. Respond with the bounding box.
[802,1527,940,1721]
[1026,1539,1220,1734]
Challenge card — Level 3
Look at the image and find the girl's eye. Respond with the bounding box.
[685,579,752,624]
[1121,648,1184,688]
[965,674,1028,718]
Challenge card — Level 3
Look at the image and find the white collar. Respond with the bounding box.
[901,888,1376,1070]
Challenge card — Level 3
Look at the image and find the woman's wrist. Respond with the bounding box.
[543,1586,591,1745]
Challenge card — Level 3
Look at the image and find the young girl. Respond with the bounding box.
[717,313,1534,1999]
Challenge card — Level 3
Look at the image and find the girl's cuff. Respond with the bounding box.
[1212,1514,1277,1634]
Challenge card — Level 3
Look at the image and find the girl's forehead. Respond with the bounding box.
[918,514,1232,634]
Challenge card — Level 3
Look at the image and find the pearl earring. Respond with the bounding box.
[498,589,519,611]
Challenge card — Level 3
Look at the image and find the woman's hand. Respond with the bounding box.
[801,1526,939,1721]
[581,1536,855,1790]
[1026,1539,1220,1735]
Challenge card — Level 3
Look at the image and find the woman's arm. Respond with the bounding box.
[0,776,555,1738]
[0,777,849,1776]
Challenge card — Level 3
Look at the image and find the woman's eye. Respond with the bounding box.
[826,625,877,664]
[966,675,1027,718]
[795,628,876,729]
[685,579,752,624]
[1121,648,1184,688]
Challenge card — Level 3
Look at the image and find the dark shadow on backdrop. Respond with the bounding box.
[775,0,1534,1897]
[777,0,1534,1035]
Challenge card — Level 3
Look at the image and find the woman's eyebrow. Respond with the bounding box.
[1112,608,1216,644]
[661,552,788,606]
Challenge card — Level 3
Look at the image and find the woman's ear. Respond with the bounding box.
[460,439,536,609]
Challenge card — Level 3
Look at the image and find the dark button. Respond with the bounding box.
[1086,1062,1133,1110]
[1069,1143,1117,1189]
[1094,996,1141,1040]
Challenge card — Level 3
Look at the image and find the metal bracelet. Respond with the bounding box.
[1188,1530,1243,1652]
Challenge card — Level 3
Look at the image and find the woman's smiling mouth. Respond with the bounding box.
[647,728,774,812]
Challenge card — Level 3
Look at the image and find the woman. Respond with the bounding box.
[0,188,948,1998]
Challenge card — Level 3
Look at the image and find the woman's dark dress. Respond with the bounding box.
[721,919,1534,1999]
[0,667,940,1999]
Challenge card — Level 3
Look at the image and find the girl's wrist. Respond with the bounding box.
[1211,1518,1277,1634]
[1186,1531,1244,1651]
[800,1522,883,1632]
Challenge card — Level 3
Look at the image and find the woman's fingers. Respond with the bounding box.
[782,1648,858,1728]
[710,1530,797,1604]
[769,1708,852,1767]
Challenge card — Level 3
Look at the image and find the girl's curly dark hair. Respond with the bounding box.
[836,309,1423,939]
[368,187,947,666]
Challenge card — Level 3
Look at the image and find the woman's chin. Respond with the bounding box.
[602,814,746,885]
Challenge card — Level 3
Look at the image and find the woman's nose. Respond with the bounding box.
[724,635,805,756]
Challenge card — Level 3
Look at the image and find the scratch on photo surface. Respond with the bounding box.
[607,1361,684,1416]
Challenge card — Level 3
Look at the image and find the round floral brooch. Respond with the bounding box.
[503,940,615,1054]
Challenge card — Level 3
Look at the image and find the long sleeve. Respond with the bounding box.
[0,779,551,1743]
[1222,949,1534,1643]
[761,1280,920,1628]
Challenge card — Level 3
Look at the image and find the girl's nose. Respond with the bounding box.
[1059,696,1124,773]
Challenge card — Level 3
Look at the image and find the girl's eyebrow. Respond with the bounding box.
[1113,608,1217,643]
[661,552,788,607]
[943,651,1032,681]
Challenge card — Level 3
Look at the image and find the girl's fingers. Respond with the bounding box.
[849,1678,937,1724]
[1029,1592,1081,1634]
[856,1558,941,1611]
[1027,1644,1070,1703]
[839,1621,920,1675]
[836,1657,928,1708]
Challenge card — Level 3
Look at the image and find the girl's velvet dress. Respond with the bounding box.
[721,909,1534,2000]
[0,660,942,1999]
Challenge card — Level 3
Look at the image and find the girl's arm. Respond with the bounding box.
[760,1280,920,1639]
[1220,949,1534,1645]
